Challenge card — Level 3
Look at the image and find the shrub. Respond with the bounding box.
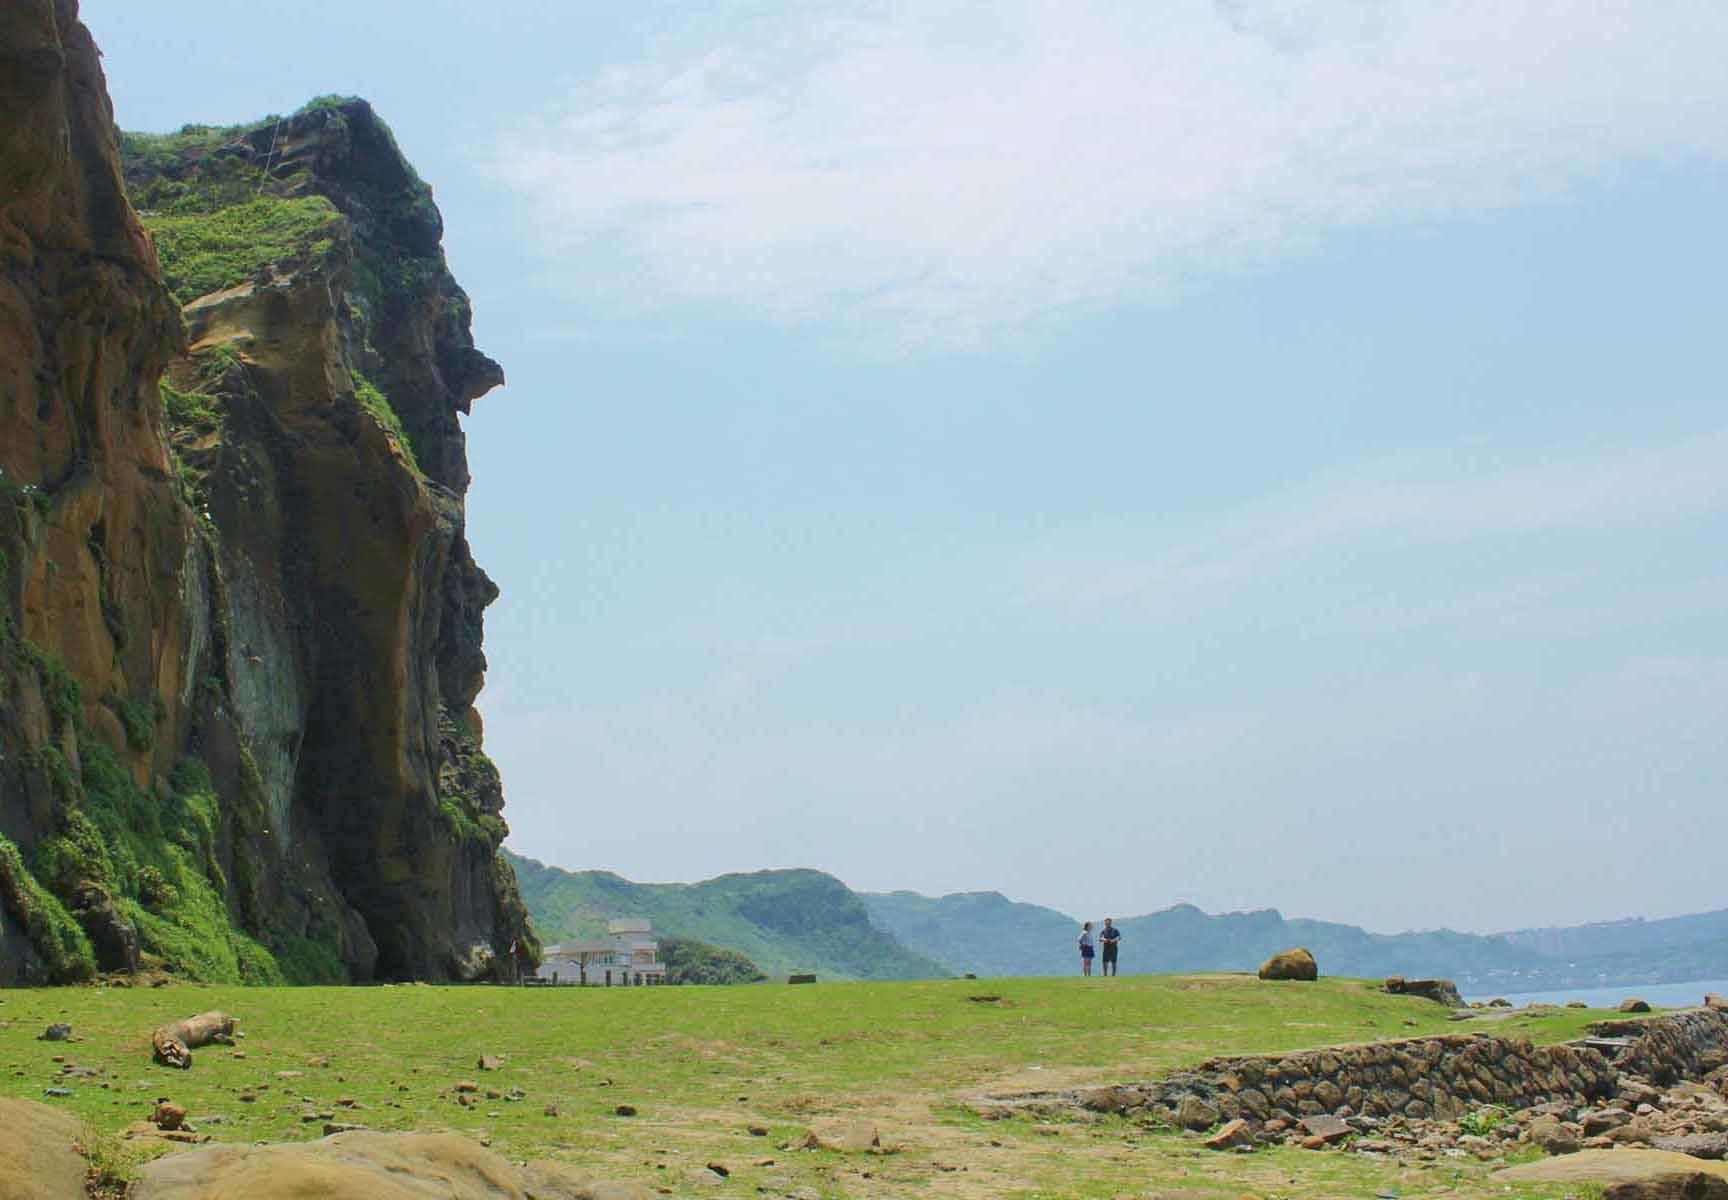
[0,836,97,982]
[659,935,768,986]
[142,194,341,304]
[353,372,420,474]
[160,374,219,430]
[111,693,159,752]
[136,865,178,912]
[1458,1105,1510,1136]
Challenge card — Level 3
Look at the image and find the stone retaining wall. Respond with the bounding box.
[1611,1010,1728,1086]
[989,1009,1728,1132]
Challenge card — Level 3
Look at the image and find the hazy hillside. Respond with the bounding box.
[864,895,1536,982]
[866,893,1728,992]
[1112,905,1536,982]
[511,846,1727,990]
[862,891,1078,976]
[506,852,949,981]
[1501,910,1728,959]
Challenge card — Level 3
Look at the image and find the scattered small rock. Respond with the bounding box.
[1620,998,1653,1014]
[800,1119,881,1152]
[614,1103,638,1117]
[151,1100,187,1131]
[1202,1118,1253,1150]
[1653,1133,1728,1160]
[1384,977,1465,1007]
[1582,1109,1633,1137]
[1299,1114,1352,1144]
[1526,1114,1582,1155]
[478,1054,504,1071]
[38,1024,72,1042]
[1175,1095,1220,1130]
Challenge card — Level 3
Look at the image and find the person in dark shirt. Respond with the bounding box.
[1098,918,1121,977]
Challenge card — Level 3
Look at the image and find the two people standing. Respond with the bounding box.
[1078,918,1121,977]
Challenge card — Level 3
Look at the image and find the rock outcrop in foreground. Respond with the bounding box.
[0,0,533,982]
[0,1113,657,1200]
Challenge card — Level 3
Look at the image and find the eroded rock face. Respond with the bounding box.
[0,2,533,982]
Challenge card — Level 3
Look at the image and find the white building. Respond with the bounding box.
[536,917,667,986]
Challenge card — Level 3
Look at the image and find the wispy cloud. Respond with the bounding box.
[494,0,1728,345]
[486,425,1728,927]
[1025,428,1728,622]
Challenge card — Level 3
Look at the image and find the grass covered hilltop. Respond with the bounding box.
[0,974,1606,1198]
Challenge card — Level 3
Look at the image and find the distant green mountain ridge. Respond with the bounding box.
[504,852,949,981]
[1111,905,1534,984]
[510,848,1728,991]
[860,890,1078,977]
[865,892,1728,992]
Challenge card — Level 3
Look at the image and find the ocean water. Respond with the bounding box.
[1466,978,1728,1009]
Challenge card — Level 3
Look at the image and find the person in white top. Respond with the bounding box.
[1078,921,1095,977]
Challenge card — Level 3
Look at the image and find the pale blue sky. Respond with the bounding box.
[88,1,1727,933]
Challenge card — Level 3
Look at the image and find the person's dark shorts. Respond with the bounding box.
[1101,944,1118,963]
[1080,944,1094,959]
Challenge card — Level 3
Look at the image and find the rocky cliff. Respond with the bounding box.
[0,0,535,983]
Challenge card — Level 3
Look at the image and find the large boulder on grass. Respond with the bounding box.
[1257,948,1317,982]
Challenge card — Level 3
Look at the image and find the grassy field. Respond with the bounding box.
[0,974,1608,1198]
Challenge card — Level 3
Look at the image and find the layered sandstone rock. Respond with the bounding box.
[0,0,533,982]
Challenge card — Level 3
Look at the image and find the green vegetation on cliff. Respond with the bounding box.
[141,194,340,305]
[35,745,283,984]
[507,851,950,981]
[353,371,421,475]
[0,836,94,982]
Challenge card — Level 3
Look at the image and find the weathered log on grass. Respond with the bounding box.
[152,1011,237,1069]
